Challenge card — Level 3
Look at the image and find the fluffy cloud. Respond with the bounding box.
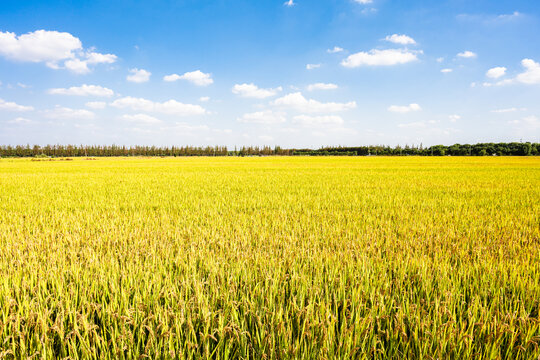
[516,59,540,84]
[354,0,373,3]
[0,98,34,111]
[199,96,210,102]
[48,84,114,97]
[342,49,419,67]
[127,68,151,83]
[110,96,207,116]
[293,114,344,126]
[274,92,356,113]
[64,58,90,74]
[306,63,321,70]
[327,46,344,53]
[388,103,422,113]
[483,59,540,86]
[44,106,95,120]
[307,83,338,91]
[121,114,162,124]
[486,67,506,79]
[457,51,477,58]
[0,30,81,64]
[0,30,116,73]
[164,70,213,86]
[441,68,453,73]
[85,101,107,109]
[64,52,117,74]
[237,110,286,124]
[232,83,282,99]
[385,34,416,45]
[284,0,295,7]
[85,52,116,65]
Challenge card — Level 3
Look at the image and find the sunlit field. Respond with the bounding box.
[0,157,539,359]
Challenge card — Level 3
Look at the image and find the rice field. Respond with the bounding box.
[0,156,539,359]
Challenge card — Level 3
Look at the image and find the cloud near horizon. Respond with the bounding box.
[274,92,356,113]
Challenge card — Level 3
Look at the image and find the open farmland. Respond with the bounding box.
[0,157,539,359]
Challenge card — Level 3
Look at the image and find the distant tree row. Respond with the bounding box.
[0,142,538,157]
[304,142,539,156]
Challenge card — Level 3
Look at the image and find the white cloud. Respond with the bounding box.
[483,59,540,86]
[449,114,461,122]
[121,113,162,124]
[509,116,540,131]
[486,67,506,79]
[164,70,213,86]
[457,12,522,24]
[7,117,32,124]
[85,52,117,65]
[127,68,151,83]
[44,106,95,120]
[307,83,338,91]
[306,63,321,70]
[0,30,117,73]
[361,7,378,15]
[491,108,526,113]
[199,96,210,102]
[0,98,34,112]
[327,46,344,53]
[354,0,373,3]
[110,96,207,116]
[64,58,89,74]
[85,101,107,109]
[63,51,117,74]
[385,34,416,45]
[163,74,181,82]
[457,51,477,58]
[0,30,81,64]
[293,114,344,126]
[482,79,513,87]
[388,103,422,113]
[237,110,286,124]
[342,49,419,67]
[441,68,453,73]
[48,84,114,97]
[274,92,356,113]
[232,83,282,99]
[516,59,540,84]
[494,11,523,22]
[166,122,210,132]
[436,57,445,63]
[284,0,295,7]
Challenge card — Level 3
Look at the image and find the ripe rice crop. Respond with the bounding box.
[0,156,539,359]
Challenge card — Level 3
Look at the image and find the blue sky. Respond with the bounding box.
[1,0,539,147]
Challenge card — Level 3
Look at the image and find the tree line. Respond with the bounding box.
[0,142,538,157]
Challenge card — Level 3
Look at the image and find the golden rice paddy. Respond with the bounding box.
[0,156,539,359]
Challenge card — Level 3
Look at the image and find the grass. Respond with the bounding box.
[0,156,539,359]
